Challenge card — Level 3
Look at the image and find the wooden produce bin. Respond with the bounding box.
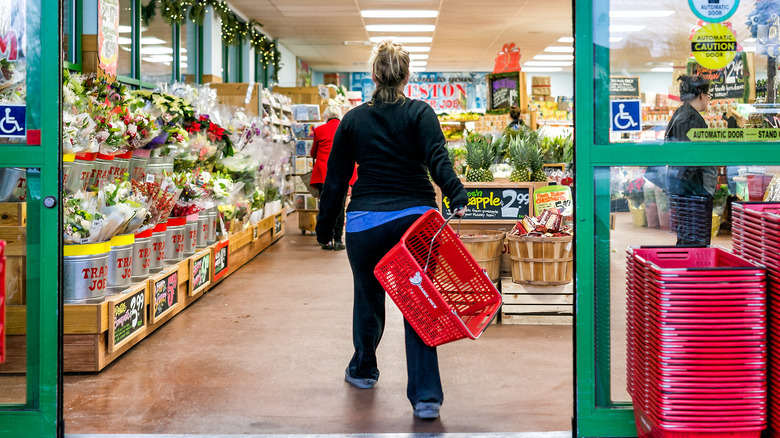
[211,83,262,117]
[274,86,328,113]
[505,234,573,286]
[0,209,286,373]
[499,280,573,325]
[459,231,505,283]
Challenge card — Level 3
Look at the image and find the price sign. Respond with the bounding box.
[273,214,283,237]
[108,285,146,353]
[252,225,259,241]
[488,72,520,112]
[213,239,229,282]
[609,76,640,98]
[689,53,749,101]
[189,249,211,296]
[441,183,534,222]
[150,269,179,323]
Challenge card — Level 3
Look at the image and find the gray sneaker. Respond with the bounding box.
[413,401,441,420]
[344,368,377,389]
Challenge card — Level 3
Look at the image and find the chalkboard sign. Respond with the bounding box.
[441,183,533,221]
[213,239,229,282]
[189,249,211,296]
[487,72,521,112]
[273,213,283,237]
[150,269,179,323]
[252,224,259,241]
[108,285,146,353]
[609,76,640,98]
[689,53,749,101]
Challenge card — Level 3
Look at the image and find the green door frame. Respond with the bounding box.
[0,0,62,434]
[574,0,780,436]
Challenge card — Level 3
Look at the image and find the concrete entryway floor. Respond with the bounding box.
[63,214,574,435]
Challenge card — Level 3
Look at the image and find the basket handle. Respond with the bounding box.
[422,211,461,275]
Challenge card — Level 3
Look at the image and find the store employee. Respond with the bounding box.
[664,74,718,245]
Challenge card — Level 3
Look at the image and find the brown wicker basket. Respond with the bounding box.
[506,233,573,285]
[459,231,506,282]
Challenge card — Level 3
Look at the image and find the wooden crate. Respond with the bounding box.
[211,83,261,117]
[0,203,26,226]
[274,86,327,112]
[499,279,573,325]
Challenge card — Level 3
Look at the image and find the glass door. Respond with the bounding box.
[0,0,62,433]
[575,0,780,436]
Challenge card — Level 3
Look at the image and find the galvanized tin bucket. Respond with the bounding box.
[63,241,111,304]
[183,213,198,256]
[196,211,208,247]
[207,207,217,244]
[63,154,94,195]
[107,233,135,294]
[111,151,133,183]
[129,155,148,183]
[0,167,27,202]
[72,153,96,192]
[131,228,153,281]
[146,155,174,183]
[150,221,168,273]
[164,217,187,262]
[89,153,114,190]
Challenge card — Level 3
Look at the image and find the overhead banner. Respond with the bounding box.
[350,72,487,113]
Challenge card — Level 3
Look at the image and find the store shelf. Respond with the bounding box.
[0,210,287,373]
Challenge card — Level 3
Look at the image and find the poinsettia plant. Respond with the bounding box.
[622,177,645,207]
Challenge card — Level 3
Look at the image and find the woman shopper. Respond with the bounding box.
[315,40,468,420]
[664,74,717,245]
[506,105,524,131]
[310,106,355,250]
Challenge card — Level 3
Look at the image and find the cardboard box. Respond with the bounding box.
[531,76,551,96]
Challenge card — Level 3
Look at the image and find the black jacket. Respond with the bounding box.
[316,98,467,243]
[664,102,718,196]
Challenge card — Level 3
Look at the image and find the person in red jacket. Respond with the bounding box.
[310,106,356,250]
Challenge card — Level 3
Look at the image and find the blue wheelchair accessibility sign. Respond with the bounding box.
[610,99,642,133]
[0,104,26,138]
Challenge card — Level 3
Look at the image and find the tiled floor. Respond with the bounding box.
[63,214,574,435]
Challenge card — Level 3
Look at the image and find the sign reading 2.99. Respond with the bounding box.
[442,185,532,221]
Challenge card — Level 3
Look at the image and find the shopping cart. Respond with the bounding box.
[374,210,502,347]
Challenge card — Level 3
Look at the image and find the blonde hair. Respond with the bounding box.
[322,106,342,120]
[368,40,410,104]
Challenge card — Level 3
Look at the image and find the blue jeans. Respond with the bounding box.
[345,213,444,406]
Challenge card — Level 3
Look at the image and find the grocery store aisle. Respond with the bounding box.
[63,213,574,435]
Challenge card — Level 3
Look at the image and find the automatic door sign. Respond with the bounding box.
[692,23,737,70]
[0,104,25,139]
[610,100,642,133]
[689,0,740,23]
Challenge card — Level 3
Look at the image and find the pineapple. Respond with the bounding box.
[528,145,547,182]
[464,137,484,182]
[480,137,497,182]
[508,137,530,182]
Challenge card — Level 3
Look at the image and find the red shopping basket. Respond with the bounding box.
[374,210,502,347]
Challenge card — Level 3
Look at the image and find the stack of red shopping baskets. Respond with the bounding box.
[626,246,768,438]
[732,202,780,436]
[374,210,502,347]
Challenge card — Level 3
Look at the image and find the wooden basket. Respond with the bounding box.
[506,234,573,285]
[459,231,505,282]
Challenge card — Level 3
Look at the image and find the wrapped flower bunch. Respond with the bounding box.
[170,171,208,217]
[131,178,181,226]
[63,193,104,244]
[100,180,150,235]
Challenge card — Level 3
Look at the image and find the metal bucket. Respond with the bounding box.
[196,211,208,247]
[146,156,174,183]
[63,155,93,194]
[0,167,27,202]
[184,214,198,256]
[131,228,153,281]
[90,154,114,189]
[129,155,148,183]
[111,151,132,183]
[207,207,217,244]
[164,217,186,262]
[150,222,168,273]
[63,241,110,304]
[107,233,135,293]
[72,153,95,192]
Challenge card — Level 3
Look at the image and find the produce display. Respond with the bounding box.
[509,209,573,237]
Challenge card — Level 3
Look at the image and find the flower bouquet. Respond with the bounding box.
[63,193,105,244]
[623,177,647,227]
[170,171,209,217]
[99,180,151,235]
[214,152,258,194]
[131,178,181,228]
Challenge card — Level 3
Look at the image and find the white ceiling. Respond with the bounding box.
[227,0,574,73]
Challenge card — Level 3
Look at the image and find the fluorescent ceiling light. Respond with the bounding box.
[366,24,435,32]
[522,67,563,73]
[361,10,438,18]
[534,54,574,61]
[404,46,431,52]
[370,36,433,43]
[140,46,174,55]
[744,46,756,52]
[140,36,167,45]
[610,37,623,43]
[558,36,574,43]
[651,67,673,72]
[524,61,573,67]
[411,67,426,72]
[610,10,675,18]
[610,25,646,32]
[410,61,427,67]
[118,37,132,45]
[409,54,429,60]
[119,25,132,33]
[545,46,574,53]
